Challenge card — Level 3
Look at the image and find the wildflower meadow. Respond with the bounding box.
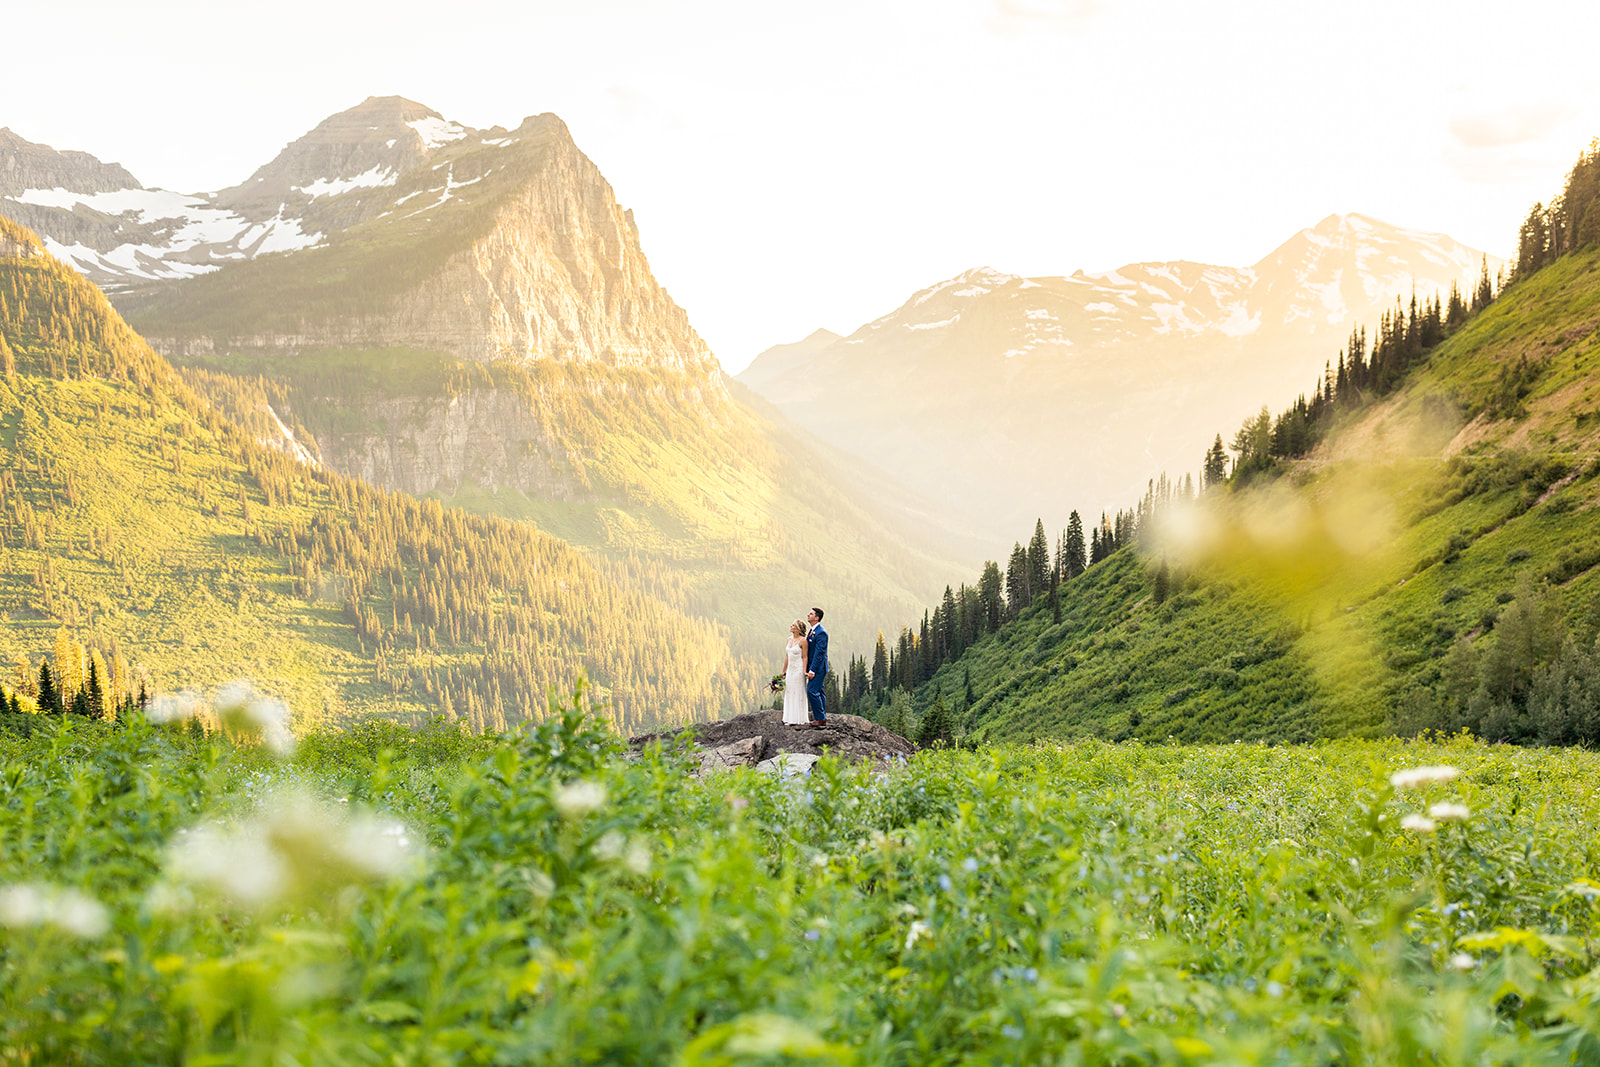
[5,694,1600,1064]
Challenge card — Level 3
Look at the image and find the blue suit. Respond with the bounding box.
[806,624,829,721]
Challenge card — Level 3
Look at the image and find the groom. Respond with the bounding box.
[805,606,828,726]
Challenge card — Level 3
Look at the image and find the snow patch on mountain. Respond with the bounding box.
[294,165,397,199]
[408,116,469,150]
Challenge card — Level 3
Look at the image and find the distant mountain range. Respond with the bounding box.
[738,214,1503,538]
[0,98,972,679]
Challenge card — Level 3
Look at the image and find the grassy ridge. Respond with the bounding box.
[916,246,1600,744]
[7,712,1600,1062]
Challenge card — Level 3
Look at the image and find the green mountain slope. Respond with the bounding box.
[891,243,1600,746]
[0,218,764,733]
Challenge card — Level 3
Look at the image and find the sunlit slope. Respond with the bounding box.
[170,344,970,665]
[0,219,760,732]
[933,247,1600,744]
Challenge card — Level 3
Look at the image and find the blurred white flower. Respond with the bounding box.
[1390,766,1461,789]
[166,790,422,908]
[168,824,288,906]
[1401,814,1437,833]
[594,831,627,862]
[1448,952,1477,971]
[553,780,607,820]
[0,883,110,938]
[1428,802,1471,822]
[213,681,296,756]
[623,838,652,877]
[905,920,931,950]
[146,690,201,725]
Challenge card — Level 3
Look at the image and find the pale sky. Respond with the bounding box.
[5,0,1599,371]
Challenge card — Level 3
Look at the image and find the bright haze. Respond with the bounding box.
[8,0,1600,371]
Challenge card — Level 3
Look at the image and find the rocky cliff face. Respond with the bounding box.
[0,127,139,196]
[115,104,721,383]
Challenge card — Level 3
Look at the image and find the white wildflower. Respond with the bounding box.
[905,920,931,950]
[553,780,607,820]
[168,823,289,906]
[213,681,296,756]
[167,791,421,907]
[145,690,201,725]
[593,830,627,862]
[1448,952,1477,971]
[1428,802,1471,822]
[1400,813,1437,833]
[0,883,110,938]
[623,838,652,877]
[1389,765,1461,790]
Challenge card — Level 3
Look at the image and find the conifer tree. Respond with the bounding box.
[977,562,1003,634]
[917,693,952,748]
[1473,255,1493,312]
[1063,511,1086,578]
[1202,435,1228,489]
[1154,556,1170,605]
[1027,519,1050,600]
[871,630,889,692]
[940,585,958,659]
[37,660,59,715]
[86,657,105,721]
[1006,542,1029,616]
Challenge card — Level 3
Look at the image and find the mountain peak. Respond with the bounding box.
[953,265,1019,286]
[216,96,475,210]
[1309,212,1392,236]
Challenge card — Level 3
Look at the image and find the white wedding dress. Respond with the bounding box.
[781,639,809,724]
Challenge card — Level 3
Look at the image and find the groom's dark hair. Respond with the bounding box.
[811,606,825,621]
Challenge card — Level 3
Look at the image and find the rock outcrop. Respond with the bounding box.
[630,711,917,776]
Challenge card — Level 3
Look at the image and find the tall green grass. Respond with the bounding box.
[5,705,1600,1063]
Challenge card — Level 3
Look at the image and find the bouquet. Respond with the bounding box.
[768,673,785,693]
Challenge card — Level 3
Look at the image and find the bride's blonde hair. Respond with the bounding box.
[792,619,809,638]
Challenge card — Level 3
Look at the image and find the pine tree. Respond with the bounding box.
[978,561,1003,632]
[917,693,952,748]
[1063,511,1086,578]
[1154,555,1170,605]
[963,666,974,709]
[1027,519,1050,601]
[86,657,105,721]
[1202,434,1228,489]
[37,660,59,715]
[940,585,958,660]
[871,631,889,692]
[1473,255,1493,312]
[1006,542,1029,617]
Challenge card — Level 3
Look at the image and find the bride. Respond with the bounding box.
[780,619,810,725]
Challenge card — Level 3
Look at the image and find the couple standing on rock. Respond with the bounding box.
[779,607,828,727]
